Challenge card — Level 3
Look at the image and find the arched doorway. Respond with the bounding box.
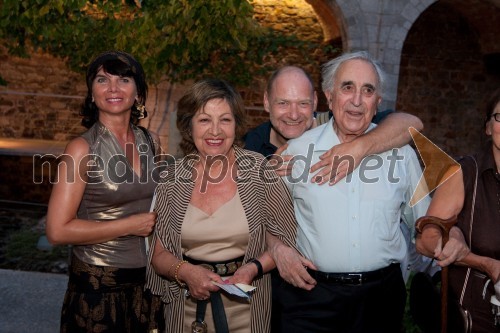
[397,0,500,156]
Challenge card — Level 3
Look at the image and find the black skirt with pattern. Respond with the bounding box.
[60,254,163,333]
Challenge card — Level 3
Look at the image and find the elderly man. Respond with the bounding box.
[276,51,430,333]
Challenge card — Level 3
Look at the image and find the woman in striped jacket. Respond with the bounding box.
[146,78,301,332]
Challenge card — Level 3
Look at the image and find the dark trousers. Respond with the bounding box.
[276,265,407,333]
[270,268,283,332]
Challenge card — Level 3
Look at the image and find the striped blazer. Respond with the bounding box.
[146,146,298,332]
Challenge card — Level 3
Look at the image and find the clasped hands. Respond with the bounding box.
[177,261,263,300]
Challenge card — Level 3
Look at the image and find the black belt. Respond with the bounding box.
[192,292,229,333]
[185,256,241,332]
[184,255,244,277]
[308,263,400,285]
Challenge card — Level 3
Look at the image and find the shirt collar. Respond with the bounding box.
[263,122,278,152]
[314,118,376,151]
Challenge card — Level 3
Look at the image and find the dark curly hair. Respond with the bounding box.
[80,51,148,128]
[176,78,248,156]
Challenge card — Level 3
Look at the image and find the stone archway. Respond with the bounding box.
[397,0,500,156]
[320,0,438,111]
[305,0,342,45]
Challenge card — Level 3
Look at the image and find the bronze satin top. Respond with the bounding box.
[74,122,159,268]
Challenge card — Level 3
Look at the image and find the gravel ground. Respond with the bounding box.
[0,268,67,333]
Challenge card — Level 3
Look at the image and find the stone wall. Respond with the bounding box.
[0,47,87,142]
[251,0,324,42]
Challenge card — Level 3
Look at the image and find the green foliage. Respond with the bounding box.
[0,0,334,85]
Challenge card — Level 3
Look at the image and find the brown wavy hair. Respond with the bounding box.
[176,79,248,156]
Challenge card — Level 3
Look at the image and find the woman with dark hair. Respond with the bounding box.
[80,51,149,128]
[416,88,500,333]
[46,51,162,333]
[146,78,300,332]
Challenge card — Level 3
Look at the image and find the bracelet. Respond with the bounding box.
[167,260,179,279]
[249,258,263,279]
[174,260,188,287]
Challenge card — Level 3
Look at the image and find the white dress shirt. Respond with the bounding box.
[283,118,430,273]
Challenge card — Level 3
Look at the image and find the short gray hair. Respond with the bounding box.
[321,51,386,98]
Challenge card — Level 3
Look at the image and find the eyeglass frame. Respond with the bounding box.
[492,113,500,122]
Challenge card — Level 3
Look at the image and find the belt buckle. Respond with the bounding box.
[348,273,363,285]
[191,320,207,333]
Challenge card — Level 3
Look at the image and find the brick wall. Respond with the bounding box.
[397,2,500,157]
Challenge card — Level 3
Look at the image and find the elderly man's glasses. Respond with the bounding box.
[492,113,500,122]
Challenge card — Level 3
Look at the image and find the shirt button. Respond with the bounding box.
[352,215,357,219]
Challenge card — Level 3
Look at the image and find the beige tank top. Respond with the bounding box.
[181,191,249,261]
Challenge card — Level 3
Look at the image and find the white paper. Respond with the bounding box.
[145,192,157,254]
[211,281,256,300]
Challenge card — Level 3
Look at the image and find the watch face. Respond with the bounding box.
[191,320,207,333]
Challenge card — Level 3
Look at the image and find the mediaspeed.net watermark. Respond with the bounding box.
[33,144,408,185]
[32,127,460,206]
